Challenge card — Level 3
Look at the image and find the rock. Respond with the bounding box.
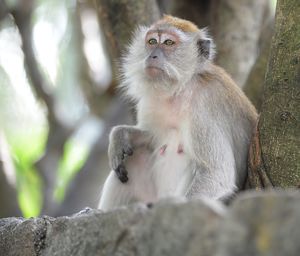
[218,190,300,256]
[123,198,225,256]
[42,205,147,256]
[0,217,48,256]
[43,199,224,256]
[1,191,300,256]
[0,199,224,256]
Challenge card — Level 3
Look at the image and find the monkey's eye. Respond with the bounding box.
[148,38,158,45]
[164,39,175,46]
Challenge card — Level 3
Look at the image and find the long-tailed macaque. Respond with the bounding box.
[99,15,257,211]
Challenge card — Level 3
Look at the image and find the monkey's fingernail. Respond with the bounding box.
[123,148,133,156]
[146,202,153,208]
[115,169,128,183]
[118,165,127,175]
[120,174,128,183]
[127,148,133,156]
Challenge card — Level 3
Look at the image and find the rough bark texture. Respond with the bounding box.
[257,0,300,188]
[1,191,300,256]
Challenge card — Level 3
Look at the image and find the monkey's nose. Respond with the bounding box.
[149,48,163,60]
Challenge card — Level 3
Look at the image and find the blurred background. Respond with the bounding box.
[0,0,276,217]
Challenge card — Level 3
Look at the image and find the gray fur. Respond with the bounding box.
[99,19,257,211]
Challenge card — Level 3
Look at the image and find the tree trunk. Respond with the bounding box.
[248,0,300,188]
[210,0,271,88]
[244,5,274,111]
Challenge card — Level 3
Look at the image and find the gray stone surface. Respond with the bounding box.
[217,190,300,256]
[0,217,47,256]
[1,191,300,256]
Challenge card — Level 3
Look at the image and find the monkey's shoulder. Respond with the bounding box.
[196,64,258,120]
[197,64,236,89]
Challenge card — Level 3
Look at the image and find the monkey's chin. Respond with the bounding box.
[145,66,164,78]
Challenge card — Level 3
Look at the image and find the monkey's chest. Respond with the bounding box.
[150,130,192,198]
[137,96,192,198]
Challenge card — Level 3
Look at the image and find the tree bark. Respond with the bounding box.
[248,0,300,188]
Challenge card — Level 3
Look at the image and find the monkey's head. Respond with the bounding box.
[121,15,215,99]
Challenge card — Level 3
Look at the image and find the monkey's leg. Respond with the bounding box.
[98,171,134,211]
[185,165,236,201]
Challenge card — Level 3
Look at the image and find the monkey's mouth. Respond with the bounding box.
[145,66,164,77]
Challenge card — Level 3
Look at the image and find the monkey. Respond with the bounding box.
[98,15,257,211]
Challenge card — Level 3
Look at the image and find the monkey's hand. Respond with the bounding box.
[108,126,134,183]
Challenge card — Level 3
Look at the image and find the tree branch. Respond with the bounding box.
[75,2,115,117]
[11,4,57,125]
[210,0,272,88]
[10,2,73,215]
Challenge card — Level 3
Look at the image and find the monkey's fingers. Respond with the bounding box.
[122,147,133,157]
[115,164,128,183]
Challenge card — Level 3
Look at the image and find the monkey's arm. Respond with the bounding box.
[185,83,239,200]
[186,132,237,200]
[108,125,153,183]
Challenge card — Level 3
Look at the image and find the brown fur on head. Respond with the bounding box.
[154,15,199,33]
[121,15,216,99]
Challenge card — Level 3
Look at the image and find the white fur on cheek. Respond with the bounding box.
[119,26,150,100]
[119,26,213,101]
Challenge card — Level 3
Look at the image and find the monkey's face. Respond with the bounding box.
[121,18,215,99]
[144,30,180,80]
[143,28,197,85]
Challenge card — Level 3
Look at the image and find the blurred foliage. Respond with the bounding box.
[0,61,46,217]
[0,0,94,217]
[54,138,90,202]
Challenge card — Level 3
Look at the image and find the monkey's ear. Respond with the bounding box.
[197,39,213,59]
